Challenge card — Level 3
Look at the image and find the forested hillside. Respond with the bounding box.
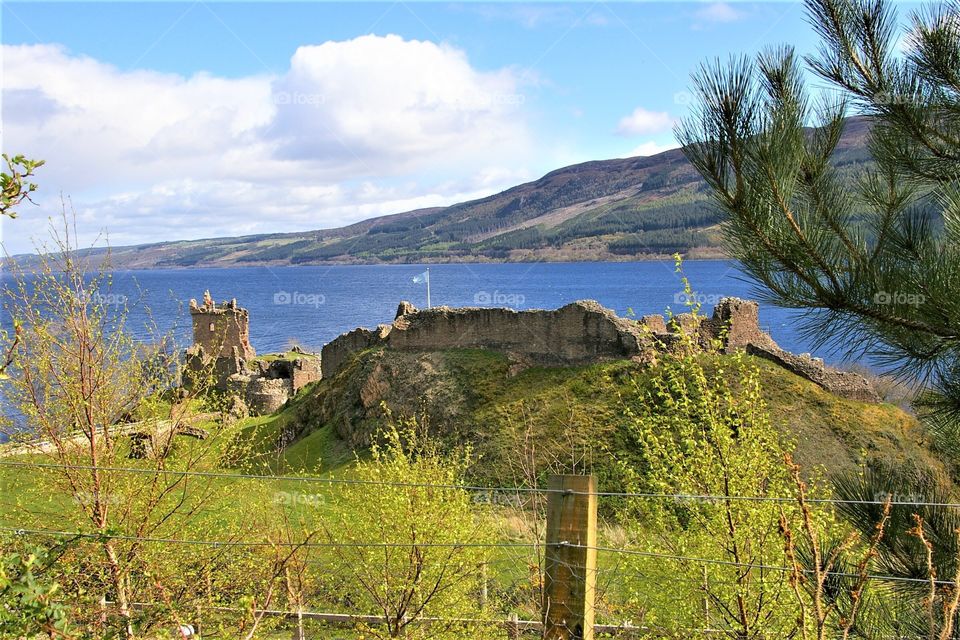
[25,117,874,269]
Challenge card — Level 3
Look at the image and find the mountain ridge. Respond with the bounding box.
[12,117,873,269]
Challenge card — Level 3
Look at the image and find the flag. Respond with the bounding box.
[412,271,429,284]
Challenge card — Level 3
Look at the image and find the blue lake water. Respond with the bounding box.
[2,260,829,358]
[0,259,854,442]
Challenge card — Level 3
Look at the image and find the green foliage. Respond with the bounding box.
[0,154,44,219]
[832,464,960,636]
[0,541,72,639]
[0,216,315,639]
[320,420,496,639]
[676,3,960,629]
[676,0,960,447]
[613,342,812,636]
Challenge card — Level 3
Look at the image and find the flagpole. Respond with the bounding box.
[426,268,431,309]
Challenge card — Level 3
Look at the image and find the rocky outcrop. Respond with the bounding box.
[747,344,880,403]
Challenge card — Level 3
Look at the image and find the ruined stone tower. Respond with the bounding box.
[189,290,255,360]
[183,292,321,416]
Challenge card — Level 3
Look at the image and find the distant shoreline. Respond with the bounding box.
[3,248,731,273]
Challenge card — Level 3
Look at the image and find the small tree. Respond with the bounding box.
[0,154,43,219]
[615,337,808,637]
[0,153,43,380]
[0,216,295,638]
[676,3,960,630]
[322,420,496,639]
[779,456,891,640]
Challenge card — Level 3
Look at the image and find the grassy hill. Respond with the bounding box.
[22,118,875,269]
[239,346,944,490]
[0,343,946,638]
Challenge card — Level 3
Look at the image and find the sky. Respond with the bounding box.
[0,1,871,254]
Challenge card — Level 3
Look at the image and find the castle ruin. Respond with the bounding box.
[185,292,321,415]
[182,293,879,413]
[321,298,879,402]
[190,290,256,360]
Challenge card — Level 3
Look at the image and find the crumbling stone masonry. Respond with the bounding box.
[321,298,879,402]
[190,291,255,360]
[184,292,321,415]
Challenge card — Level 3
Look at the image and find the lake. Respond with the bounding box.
[2,260,829,358]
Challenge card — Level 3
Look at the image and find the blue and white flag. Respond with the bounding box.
[412,271,429,284]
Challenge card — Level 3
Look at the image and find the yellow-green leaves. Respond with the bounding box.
[0,154,44,218]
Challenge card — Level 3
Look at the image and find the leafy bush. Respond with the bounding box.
[0,541,72,639]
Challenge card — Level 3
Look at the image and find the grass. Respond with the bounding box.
[301,345,945,496]
[0,348,948,639]
[254,351,320,363]
[1,349,940,525]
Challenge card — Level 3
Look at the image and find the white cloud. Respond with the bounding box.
[1,37,534,253]
[615,107,676,137]
[2,44,276,193]
[694,2,745,24]
[624,141,679,158]
[270,35,528,171]
[55,179,507,249]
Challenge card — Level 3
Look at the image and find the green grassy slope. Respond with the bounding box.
[2,341,936,521]
[249,347,944,489]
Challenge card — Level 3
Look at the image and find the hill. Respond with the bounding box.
[238,346,943,490]
[27,118,874,269]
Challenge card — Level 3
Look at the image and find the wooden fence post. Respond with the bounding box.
[542,474,597,640]
[506,612,520,639]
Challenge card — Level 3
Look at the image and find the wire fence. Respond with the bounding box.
[0,459,953,507]
[2,457,957,638]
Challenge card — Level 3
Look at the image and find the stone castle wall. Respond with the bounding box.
[390,300,647,363]
[184,293,879,412]
[322,298,768,380]
[321,300,652,379]
[321,298,879,403]
[321,326,391,380]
